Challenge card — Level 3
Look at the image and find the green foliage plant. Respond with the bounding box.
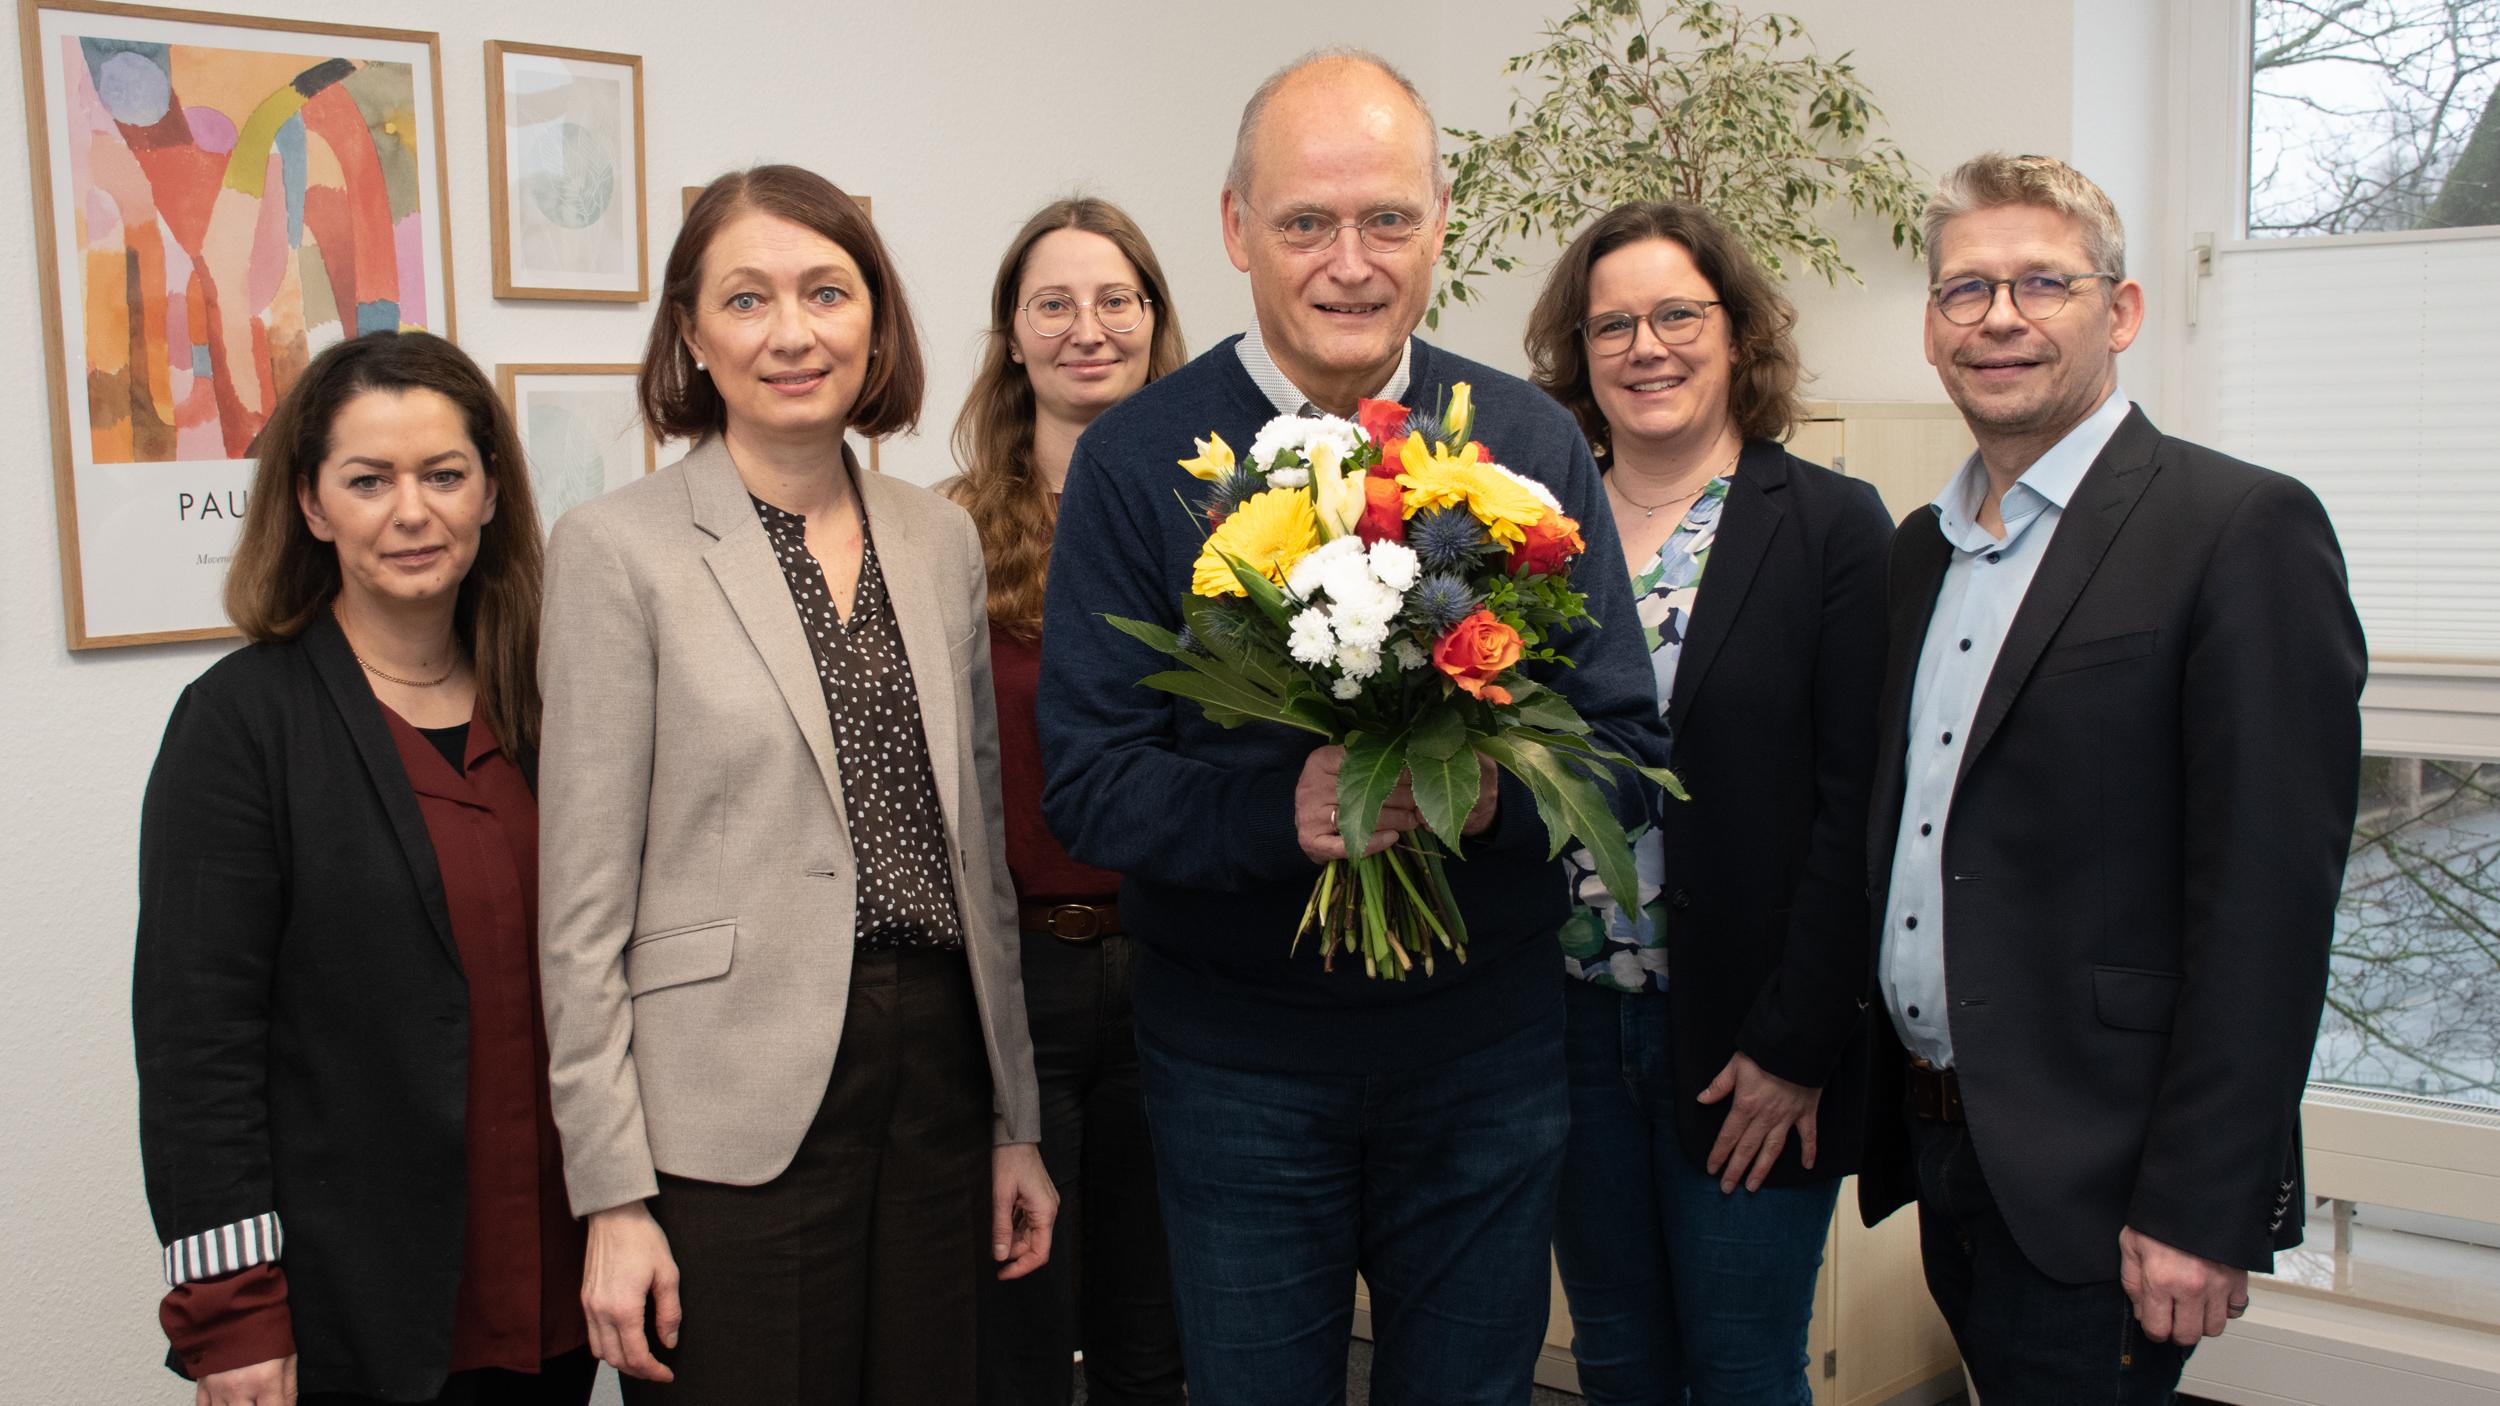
[1433,0,1926,326]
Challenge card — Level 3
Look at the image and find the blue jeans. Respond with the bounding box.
[1909,1114,2191,1403]
[1552,979,1840,1406]
[1137,998,1567,1406]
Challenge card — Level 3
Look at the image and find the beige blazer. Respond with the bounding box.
[538,436,1039,1218]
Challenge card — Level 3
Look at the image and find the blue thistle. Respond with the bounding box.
[1408,506,1492,573]
[1405,572,1481,634]
[1205,465,1264,515]
[1401,409,1454,447]
[1172,626,1203,656]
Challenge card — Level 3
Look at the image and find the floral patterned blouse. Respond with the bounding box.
[1560,475,1731,992]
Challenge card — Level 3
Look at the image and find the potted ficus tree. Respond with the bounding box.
[1432,0,1927,326]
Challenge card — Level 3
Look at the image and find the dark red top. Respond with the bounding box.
[160,701,586,1378]
[989,624,1119,903]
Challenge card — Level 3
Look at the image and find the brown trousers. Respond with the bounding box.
[623,946,994,1405]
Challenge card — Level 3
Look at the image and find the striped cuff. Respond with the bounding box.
[163,1213,283,1287]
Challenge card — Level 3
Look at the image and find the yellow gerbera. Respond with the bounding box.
[1395,436,1547,547]
[1191,488,1318,597]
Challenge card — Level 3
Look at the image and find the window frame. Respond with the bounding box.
[2169,0,2500,1224]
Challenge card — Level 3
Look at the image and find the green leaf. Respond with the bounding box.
[1101,613,1187,657]
[1478,735,1645,920]
[1336,730,1408,847]
[1407,703,1467,761]
[1410,745,1481,851]
[1137,669,1311,733]
[1507,687,1593,735]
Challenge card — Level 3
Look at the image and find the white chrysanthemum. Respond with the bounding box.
[1487,461,1563,515]
[1266,466,1310,489]
[1285,536,1362,600]
[1287,609,1337,666]
[1336,642,1383,680]
[1367,540,1420,591]
[1332,611,1391,651]
[1392,638,1428,670]
[1317,553,1380,607]
[1250,413,1360,471]
[1332,674,1365,700]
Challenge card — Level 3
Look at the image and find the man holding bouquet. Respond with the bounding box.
[1039,49,1672,1406]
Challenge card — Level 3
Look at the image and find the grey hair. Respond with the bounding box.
[1224,48,1450,203]
[1924,152,2128,281]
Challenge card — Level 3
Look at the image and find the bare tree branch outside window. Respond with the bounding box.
[2319,757,2500,1108]
[2251,0,2500,235]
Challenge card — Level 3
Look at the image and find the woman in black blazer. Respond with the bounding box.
[134,332,591,1406]
[1525,203,1891,1406]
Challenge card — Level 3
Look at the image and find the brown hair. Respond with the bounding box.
[945,198,1186,638]
[1525,201,1805,452]
[224,330,545,771]
[641,165,926,443]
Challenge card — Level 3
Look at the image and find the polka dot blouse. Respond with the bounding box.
[753,495,966,951]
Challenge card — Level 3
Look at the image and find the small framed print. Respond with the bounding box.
[499,364,653,533]
[486,42,646,301]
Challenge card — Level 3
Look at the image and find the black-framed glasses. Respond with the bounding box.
[1021,288,1152,338]
[1929,271,2118,325]
[1241,196,1429,254]
[1581,299,1724,355]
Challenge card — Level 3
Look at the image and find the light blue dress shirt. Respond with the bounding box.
[1237,320,1412,417]
[1880,390,2131,1068]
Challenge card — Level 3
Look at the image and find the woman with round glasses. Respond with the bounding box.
[945,197,1188,1406]
[1524,201,1892,1405]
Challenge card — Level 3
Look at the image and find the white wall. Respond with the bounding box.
[1,1,2119,1398]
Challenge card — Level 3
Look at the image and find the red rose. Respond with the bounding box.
[1433,609,1524,706]
[1356,398,1411,446]
[1506,511,1586,577]
[1356,473,1406,544]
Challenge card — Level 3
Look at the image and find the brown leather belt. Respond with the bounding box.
[1019,899,1121,943]
[1905,1058,1966,1123]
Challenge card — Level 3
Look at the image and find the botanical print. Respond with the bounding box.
[503,369,651,535]
[495,48,642,297]
[1562,475,1729,993]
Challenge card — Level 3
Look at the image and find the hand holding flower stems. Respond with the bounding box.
[1107,385,1685,979]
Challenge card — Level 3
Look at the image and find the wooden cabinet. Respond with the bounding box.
[1787,400,1977,525]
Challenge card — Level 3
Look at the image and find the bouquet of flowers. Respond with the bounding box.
[1104,385,1685,979]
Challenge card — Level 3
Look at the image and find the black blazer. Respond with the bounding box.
[1640,440,1892,1186]
[135,614,476,1398]
[1857,407,2367,1283]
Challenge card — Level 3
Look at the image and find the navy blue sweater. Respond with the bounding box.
[1038,335,1673,1072]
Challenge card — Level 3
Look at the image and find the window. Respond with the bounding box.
[2325,755,2500,1108]
[2250,0,2500,237]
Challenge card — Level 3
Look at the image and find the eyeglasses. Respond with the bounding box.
[1929,271,2118,325]
[1021,288,1152,338]
[1241,197,1429,254]
[1580,299,1724,355]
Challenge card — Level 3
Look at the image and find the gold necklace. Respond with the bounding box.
[335,604,457,687]
[1609,444,1740,519]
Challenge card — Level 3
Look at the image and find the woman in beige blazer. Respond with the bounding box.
[538,165,1051,1405]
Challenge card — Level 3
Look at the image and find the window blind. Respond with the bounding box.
[2204,231,2500,661]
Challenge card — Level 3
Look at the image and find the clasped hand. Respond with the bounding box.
[1293,745,1498,864]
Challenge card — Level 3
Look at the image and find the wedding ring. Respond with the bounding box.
[1327,803,1339,832]
[2226,1299,2249,1318]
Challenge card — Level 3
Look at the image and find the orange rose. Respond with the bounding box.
[1506,511,1585,576]
[1433,609,1523,705]
[1357,473,1406,544]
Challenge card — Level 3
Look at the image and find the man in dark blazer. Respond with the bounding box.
[1859,152,2366,1400]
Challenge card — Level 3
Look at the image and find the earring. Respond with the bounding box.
[694,359,706,370]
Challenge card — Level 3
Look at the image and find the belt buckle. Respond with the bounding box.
[1046,903,1105,943]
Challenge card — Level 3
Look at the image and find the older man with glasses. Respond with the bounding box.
[1036,48,1670,1406]
[1857,152,2367,1401]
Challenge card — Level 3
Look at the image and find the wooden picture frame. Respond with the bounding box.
[486,41,646,301]
[20,0,455,647]
[668,183,879,471]
[499,363,655,534]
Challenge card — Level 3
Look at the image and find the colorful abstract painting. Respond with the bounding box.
[27,4,450,646]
